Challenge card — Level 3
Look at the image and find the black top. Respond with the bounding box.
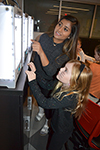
[29,80,78,133]
[33,33,70,90]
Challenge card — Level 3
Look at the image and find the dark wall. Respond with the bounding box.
[80,38,100,57]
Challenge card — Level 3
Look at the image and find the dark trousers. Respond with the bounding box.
[46,127,72,150]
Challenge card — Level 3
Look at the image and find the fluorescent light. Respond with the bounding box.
[49,8,78,13]
[53,5,89,11]
[46,11,70,15]
[46,11,59,15]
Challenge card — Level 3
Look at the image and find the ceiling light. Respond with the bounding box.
[53,5,89,11]
[49,8,77,13]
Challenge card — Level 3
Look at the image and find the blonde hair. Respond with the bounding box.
[52,59,92,120]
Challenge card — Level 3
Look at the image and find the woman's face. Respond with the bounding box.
[53,19,72,43]
[56,62,73,86]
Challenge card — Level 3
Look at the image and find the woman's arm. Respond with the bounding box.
[43,54,69,76]
[31,39,49,66]
[31,39,68,76]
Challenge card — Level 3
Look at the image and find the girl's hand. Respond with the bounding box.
[77,48,83,53]
[25,62,36,82]
[25,70,36,82]
[27,62,36,72]
[31,39,43,55]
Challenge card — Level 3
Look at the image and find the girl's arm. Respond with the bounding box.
[78,49,85,62]
[28,80,76,109]
[84,53,95,62]
[79,49,95,62]
[25,62,76,109]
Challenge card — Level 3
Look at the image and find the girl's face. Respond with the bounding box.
[94,50,100,61]
[56,62,73,86]
[53,19,72,43]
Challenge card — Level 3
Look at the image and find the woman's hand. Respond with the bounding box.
[25,62,36,82]
[31,39,49,66]
[31,39,43,55]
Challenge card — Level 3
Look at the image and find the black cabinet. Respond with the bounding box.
[0,52,32,150]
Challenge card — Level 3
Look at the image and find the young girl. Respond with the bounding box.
[25,59,92,150]
[88,45,100,104]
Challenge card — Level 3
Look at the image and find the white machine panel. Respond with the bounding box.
[22,13,28,64]
[0,5,22,88]
[27,15,34,51]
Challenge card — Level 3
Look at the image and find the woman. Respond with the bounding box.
[25,59,92,150]
[31,15,80,135]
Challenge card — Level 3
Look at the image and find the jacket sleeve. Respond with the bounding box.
[28,80,77,110]
[43,55,70,76]
[43,62,60,76]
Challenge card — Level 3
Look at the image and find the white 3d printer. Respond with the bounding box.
[0,5,22,88]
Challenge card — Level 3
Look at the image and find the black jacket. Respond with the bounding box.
[29,80,78,133]
[33,33,69,90]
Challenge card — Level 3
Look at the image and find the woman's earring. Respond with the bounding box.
[68,36,70,39]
